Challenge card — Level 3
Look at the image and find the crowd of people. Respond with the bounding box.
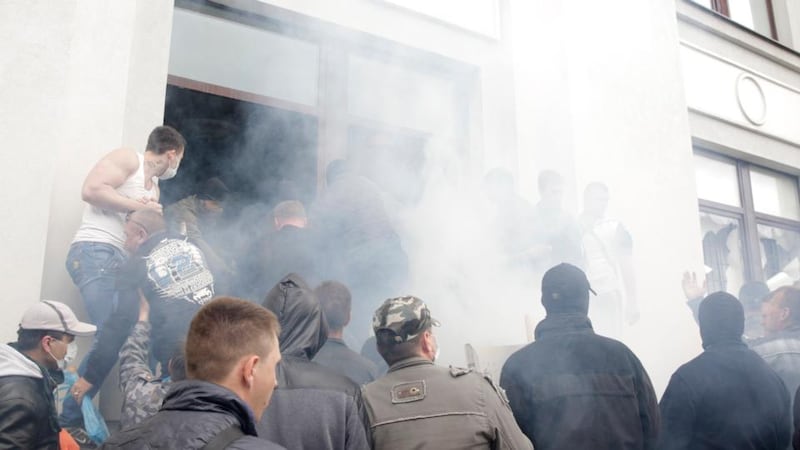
[3,125,800,449]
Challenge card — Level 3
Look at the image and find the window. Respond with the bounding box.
[694,150,800,294]
[690,0,778,40]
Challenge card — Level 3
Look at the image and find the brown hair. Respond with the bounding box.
[315,281,351,332]
[186,297,280,382]
[146,125,186,155]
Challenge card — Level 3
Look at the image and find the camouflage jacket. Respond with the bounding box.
[119,321,170,430]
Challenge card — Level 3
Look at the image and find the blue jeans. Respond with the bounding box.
[60,242,124,427]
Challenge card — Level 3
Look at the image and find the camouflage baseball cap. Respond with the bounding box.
[373,295,440,343]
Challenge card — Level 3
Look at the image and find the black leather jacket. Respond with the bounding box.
[258,274,371,450]
[0,343,63,450]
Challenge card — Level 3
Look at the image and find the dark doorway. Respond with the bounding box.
[161,84,319,211]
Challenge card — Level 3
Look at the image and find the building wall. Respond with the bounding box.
[511,0,704,394]
[1,0,174,418]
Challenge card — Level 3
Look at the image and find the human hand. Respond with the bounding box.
[70,377,93,404]
[138,290,150,322]
[681,271,706,301]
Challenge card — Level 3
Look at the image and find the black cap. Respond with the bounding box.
[198,177,229,202]
[541,263,596,313]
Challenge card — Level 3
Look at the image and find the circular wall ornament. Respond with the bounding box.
[736,73,767,126]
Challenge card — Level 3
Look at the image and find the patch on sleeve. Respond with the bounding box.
[391,380,426,403]
[449,366,472,377]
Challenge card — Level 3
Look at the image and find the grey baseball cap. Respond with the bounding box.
[20,300,96,336]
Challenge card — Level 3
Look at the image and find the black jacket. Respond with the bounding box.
[101,380,284,449]
[659,341,791,450]
[0,343,63,450]
[258,274,371,450]
[83,232,214,385]
[500,313,659,450]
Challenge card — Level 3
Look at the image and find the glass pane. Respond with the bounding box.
[728,0,756,29]
[689,0,714,8]
[759,224,800,287]
[169,8,319,106]
[699,212,746,295]
[750,167,800,220]
[348,55,457,134]
[694,154,741,207]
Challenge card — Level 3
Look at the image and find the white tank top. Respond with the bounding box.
[72,153,158,250]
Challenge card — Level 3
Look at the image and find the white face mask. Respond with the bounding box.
[158,157,180,180]
[432,334,440,362]
[47,340,78,370]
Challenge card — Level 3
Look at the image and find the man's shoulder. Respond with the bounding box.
[751,333,800,355]
[282,357,361,396]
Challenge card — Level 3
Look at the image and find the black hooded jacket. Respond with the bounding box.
[83,232,214,386]
[258,274,371,450]
[658,293,791,450]
[101,380,284,449]
[500,313,660,450]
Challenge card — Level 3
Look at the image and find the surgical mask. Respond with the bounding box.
[158,157,180,180]
[47,340,78,370]
[432,334,440,362]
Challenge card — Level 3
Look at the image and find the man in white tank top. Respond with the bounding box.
[61,126,186,435]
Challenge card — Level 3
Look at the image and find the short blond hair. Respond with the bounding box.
[185,297,280,382]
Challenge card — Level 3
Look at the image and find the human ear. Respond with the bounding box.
[243,355,259,388]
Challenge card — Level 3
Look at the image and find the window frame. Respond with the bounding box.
[706,0,778,40]
[695,147,800,283]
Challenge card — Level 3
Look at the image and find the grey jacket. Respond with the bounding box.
[118,321,170,430]
[363,357,533,450]
[258,275,371,450]
[751,326,800,407]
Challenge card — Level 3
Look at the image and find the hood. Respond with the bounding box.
[162,380,258,436]
[699,292,744,349]
[0,343,44,379]
[262,273,327,359]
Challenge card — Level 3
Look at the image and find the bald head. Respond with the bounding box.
[129,209,166,234]
[124,209,165,252]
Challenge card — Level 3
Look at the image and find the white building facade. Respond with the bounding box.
[2,0,799,415]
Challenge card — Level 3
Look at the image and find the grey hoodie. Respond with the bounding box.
[0,343,44,379]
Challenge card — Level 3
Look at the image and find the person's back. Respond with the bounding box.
[258,275,370,450]
[365,358,529,450]
[660,343,790,449]
[363,296,531,450]
[501,314,657,449]
[314,339,378,386]
[659,292,791,450]
[500,264,658,450]
[313,281,379,385]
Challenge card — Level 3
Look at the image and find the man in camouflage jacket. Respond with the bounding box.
[118,296,185,430]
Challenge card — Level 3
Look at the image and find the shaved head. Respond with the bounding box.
[128,209,165,234]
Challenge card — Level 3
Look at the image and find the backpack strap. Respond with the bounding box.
[202,425,245,450]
